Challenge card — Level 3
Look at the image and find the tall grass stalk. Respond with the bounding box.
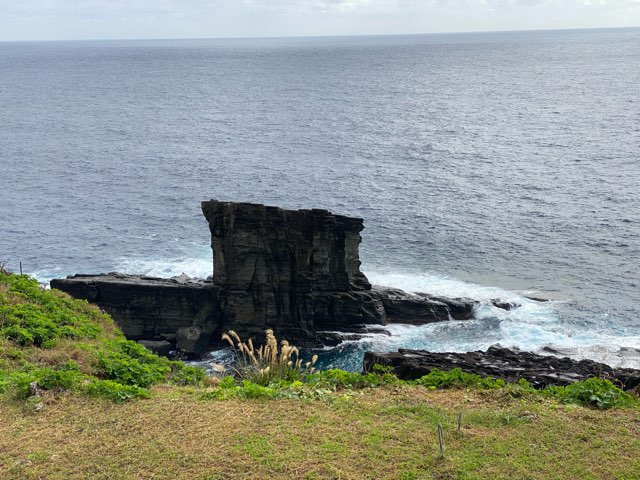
[222,329,317,385]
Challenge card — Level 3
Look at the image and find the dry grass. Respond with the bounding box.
[1,386,638,480]
[26,338,102,374]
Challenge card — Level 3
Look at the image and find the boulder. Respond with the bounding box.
[176,326,211,357]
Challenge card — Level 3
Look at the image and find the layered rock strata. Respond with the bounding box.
[201,200,382,342]
[50,273,222,355]
[363,347,640,390]
[52,201,481,356]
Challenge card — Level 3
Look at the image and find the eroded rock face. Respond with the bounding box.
[201,201,371,292]
[374,287,476,324]
[51,201,479,356]
[363,347,640,390]
[201,200,382,344]
[50,273,223,356]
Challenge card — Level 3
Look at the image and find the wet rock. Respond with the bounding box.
[176,326,211,357]
[523,295,550,302]
[374,287,476,324]
[317,326,392,347]
[364,346,640,390]
[490,299,520,310]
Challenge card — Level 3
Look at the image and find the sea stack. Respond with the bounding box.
[200,200,385,343]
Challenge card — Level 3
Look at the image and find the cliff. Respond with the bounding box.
[52,200,480,356]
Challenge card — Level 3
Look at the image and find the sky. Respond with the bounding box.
[1,0,639,41]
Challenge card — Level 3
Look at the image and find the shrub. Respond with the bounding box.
[543,377,638,410]
[84,379,150,403]
[305,367,397,390]
[0,274,102,347]
[169,363,206,386]
[0,363,85,399]
[35,362,84,391]
[95,339,172,388]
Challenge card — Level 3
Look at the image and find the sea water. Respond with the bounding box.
[1,29,639,369]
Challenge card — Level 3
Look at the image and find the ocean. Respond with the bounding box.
[1,28,639,370]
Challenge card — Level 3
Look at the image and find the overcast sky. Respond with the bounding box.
[1,0,639,41]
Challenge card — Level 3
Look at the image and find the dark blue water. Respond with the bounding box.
[1,29,639,368]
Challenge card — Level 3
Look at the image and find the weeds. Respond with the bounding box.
[414,367,506,390]
[542,377,637,409]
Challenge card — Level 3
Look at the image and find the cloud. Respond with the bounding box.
[0,0,638,40]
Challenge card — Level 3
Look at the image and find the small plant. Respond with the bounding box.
[84,379,151,402]
[169,363,206,386]
[222,329,317,385]
[96,339,172,388]
[414,368,506,390]
[543,377,637,410]
[305,365,398,390]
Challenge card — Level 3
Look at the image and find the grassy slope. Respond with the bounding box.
[1,387,639,479]
[1,271,639,479]
[0,272,203,401]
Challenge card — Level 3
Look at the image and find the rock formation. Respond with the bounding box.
[52,200,481,356]
[363,347,640,390]
[200,200,384,342]
[202,201,371,292]
[50,273,222,356]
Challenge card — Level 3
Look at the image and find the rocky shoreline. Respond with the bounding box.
[52,200,499,356]
[364,347,640,390]
[49,199,639,390]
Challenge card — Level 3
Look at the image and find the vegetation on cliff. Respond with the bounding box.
[0,271,203,402]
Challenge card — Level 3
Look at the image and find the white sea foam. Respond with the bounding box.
[114,248,213,279]
[357,271,640,369]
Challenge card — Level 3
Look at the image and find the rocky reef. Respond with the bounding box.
[52,200,482,356]
[364,347,640,390]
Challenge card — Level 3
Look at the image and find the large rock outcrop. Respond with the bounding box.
[52,200,481,356]
[200,201,386,343]
[202,201,371,292]
[50,273,223,356]
[363,347,640,390]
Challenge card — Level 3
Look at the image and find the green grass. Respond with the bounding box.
[0,387,638,479]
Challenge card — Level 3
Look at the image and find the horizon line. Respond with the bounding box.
[1,25,638,44]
